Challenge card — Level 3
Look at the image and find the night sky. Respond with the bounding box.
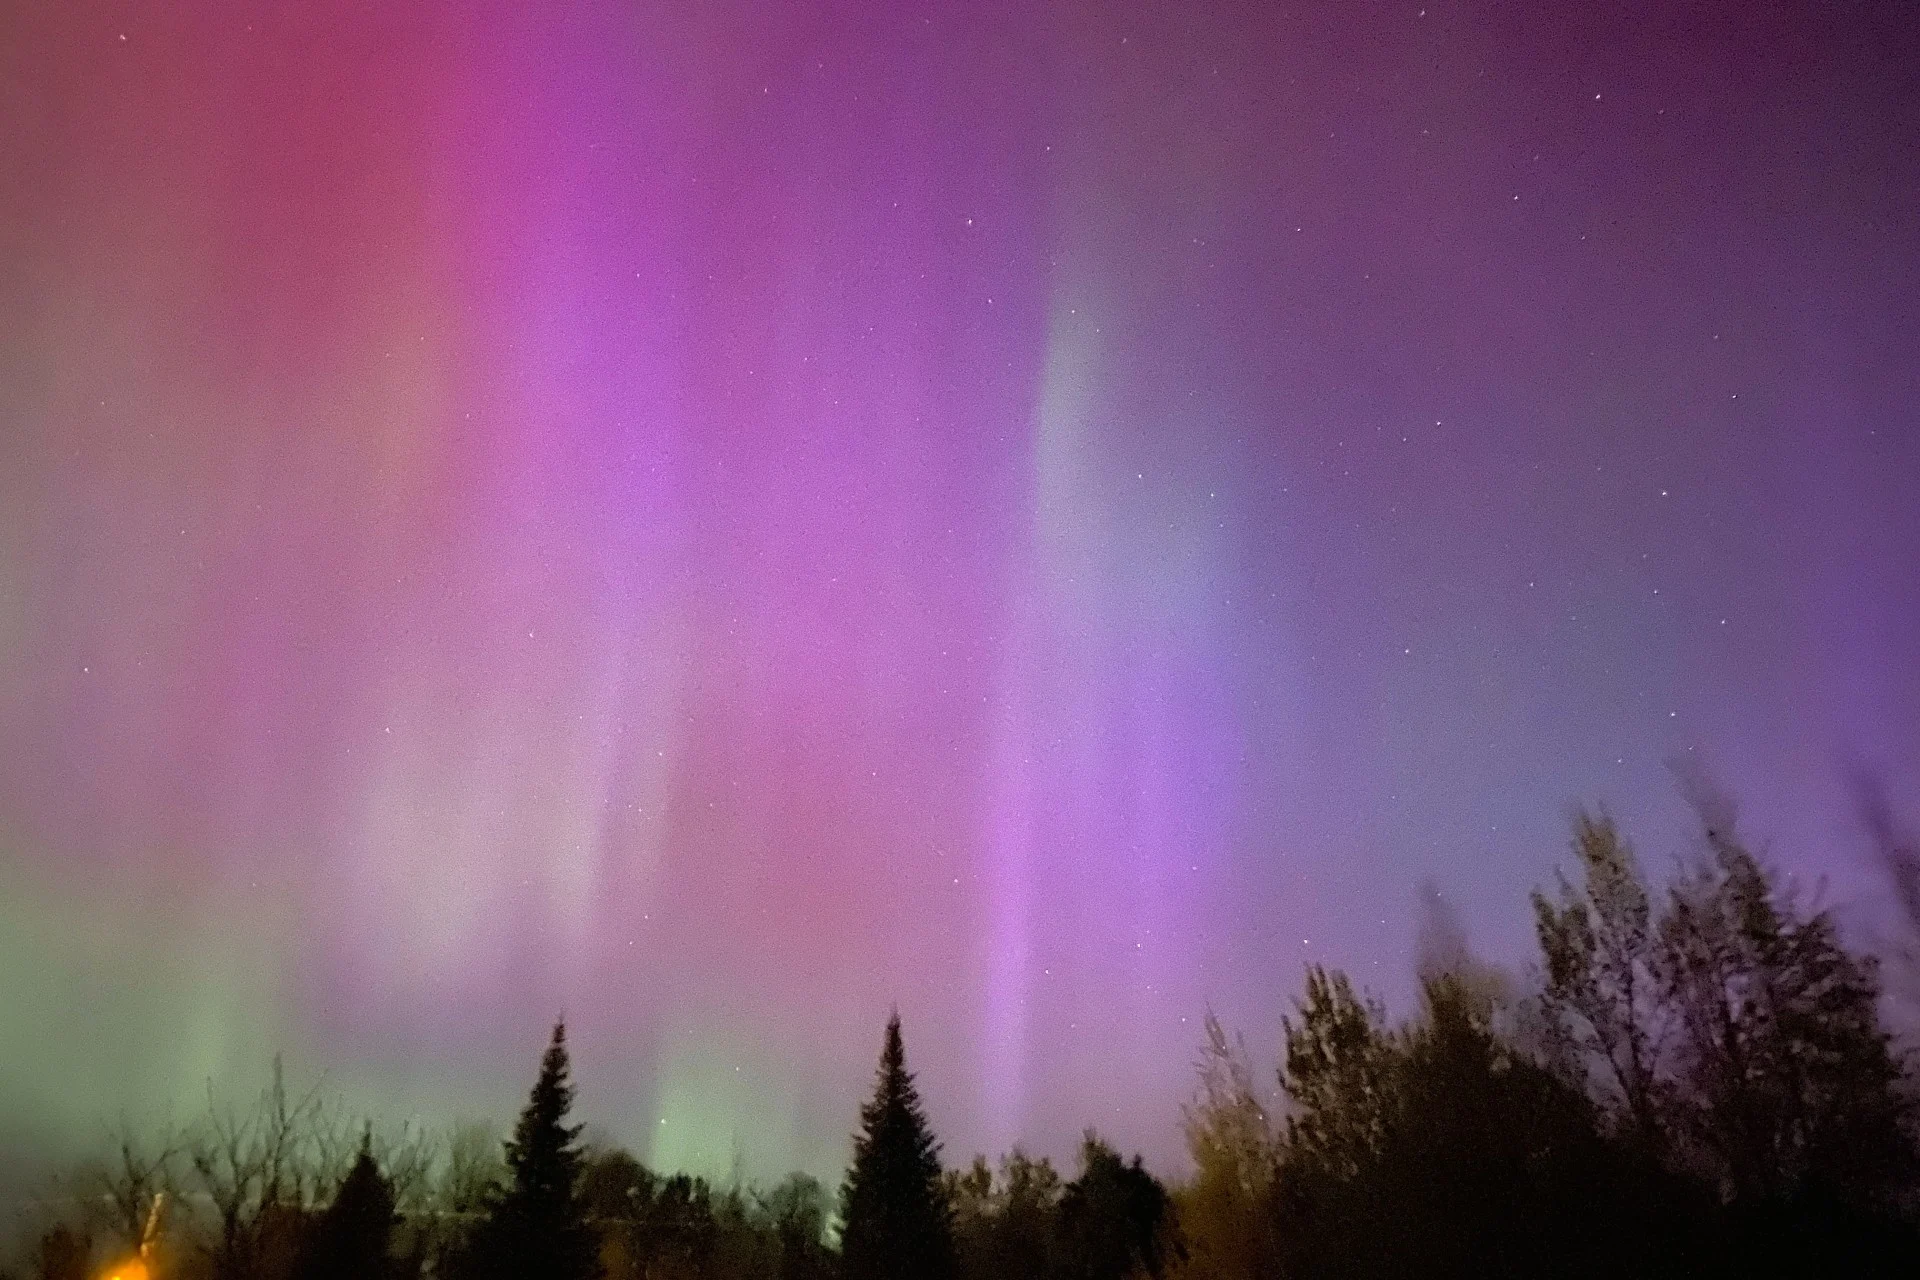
[2,0,1917,1189]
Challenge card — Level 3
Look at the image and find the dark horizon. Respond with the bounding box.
[10,796,1920,1278]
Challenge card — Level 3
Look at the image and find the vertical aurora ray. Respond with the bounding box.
[981,670,1038,1152]
[979,294,1101,1149]
[981,246,1250,1149]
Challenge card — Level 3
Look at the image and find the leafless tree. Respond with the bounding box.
[80,1112,181,1254]
[435,1119,504,1217]
[182,1056,328,1280]
[371,1122,439,1218]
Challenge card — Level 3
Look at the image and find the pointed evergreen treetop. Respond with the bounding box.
[294,1133,397,1280]
[840,1012,954,1280]
[505,1021,588,1211]
[465,1020,599,1280]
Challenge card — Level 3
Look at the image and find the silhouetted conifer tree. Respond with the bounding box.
[839,1013,954,1280]
[294,1135,397,1280]
[463,1022,599,1280]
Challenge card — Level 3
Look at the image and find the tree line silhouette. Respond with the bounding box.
[13,785,1920,1278]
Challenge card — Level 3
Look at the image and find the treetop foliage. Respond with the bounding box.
[14,787,1920,1280]
[838,1013,954,1280]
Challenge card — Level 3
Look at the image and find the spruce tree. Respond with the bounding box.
[294,1134,397,1280]
[466,1021,599,1280]
[839,1013,954,1280]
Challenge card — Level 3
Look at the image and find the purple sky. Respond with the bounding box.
[2,0,1917,1186]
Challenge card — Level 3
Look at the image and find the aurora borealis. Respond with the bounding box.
[2,0,1917,1195]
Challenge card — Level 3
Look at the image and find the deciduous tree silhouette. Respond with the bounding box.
[1055,1134,1179,1280]
[1272,970,1701,1279]
[1174,1012,1278,1280]
[1857,772,1920,1015]
[757,1172,834,1280]
[184,1057,326,1280]
[1659,799,1914,1213]
[1533,810,1664,1145]
[82,1117,179,1261]
[948,1150,1060,1280]
[1529,790,1920,1275]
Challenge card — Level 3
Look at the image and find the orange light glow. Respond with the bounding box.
[100,1262,150,1280]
